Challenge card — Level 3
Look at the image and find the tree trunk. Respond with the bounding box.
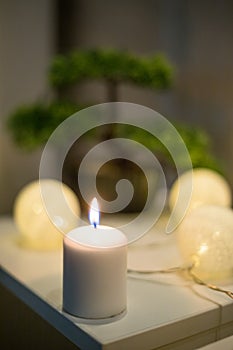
[100,79,118,140]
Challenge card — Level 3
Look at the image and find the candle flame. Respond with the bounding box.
[89,197,100,228]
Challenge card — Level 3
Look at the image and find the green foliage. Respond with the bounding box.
[8,100,221,172]
[7,101,80,149]
[49,49,173,89]
[116,123,221,172]
[175,124,221,172]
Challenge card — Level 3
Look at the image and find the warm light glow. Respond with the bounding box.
[14,179,80,250]
[89,198,100,228]
[169,168,232,220]
[177,205,233,280]
[198,243,208,255]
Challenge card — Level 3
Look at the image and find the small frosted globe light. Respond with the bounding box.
[14,179,80,250]
[169,168,232,220]
[177,205,233,280]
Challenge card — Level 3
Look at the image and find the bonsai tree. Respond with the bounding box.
[7,48,219,168]
[8,48,174,147]
[7,48,221,211]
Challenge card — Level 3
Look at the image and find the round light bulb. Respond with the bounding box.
[14,179,80,250]
[177,205,233,280]
[169,168,232,220]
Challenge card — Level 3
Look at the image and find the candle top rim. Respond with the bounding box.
[65,225,128,248]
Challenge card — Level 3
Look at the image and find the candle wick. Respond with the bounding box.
[93,222,97,229]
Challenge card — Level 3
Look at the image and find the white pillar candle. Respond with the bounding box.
[63,198,127,319]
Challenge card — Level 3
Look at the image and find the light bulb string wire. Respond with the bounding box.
[127,265,233,300]
[187,266,233,299]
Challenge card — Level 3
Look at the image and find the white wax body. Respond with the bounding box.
[63,225,128,319]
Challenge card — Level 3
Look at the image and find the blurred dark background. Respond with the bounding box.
[0,0,232,214]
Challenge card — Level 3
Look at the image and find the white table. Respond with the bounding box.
[0,216,233,350]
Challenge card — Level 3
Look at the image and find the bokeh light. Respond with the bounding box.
[14,179,80,250]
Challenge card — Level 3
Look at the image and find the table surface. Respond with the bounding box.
[0,215,233,350]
